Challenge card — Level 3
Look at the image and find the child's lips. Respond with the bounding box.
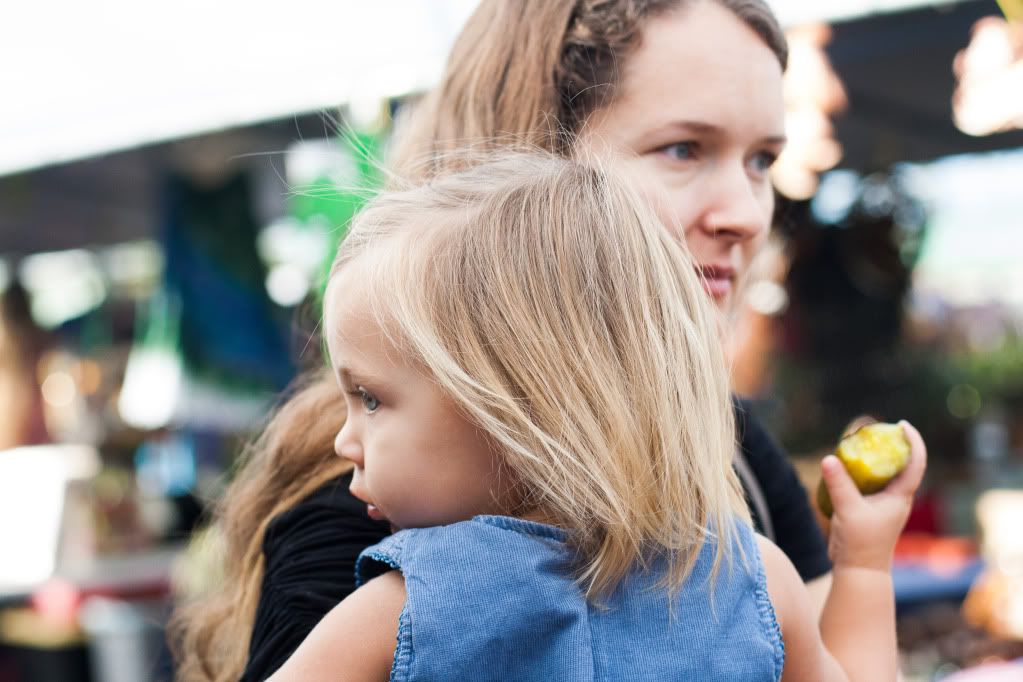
[350,482,387,521]
[365,504,387,522]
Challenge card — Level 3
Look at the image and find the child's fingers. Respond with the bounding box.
[886,420,927,496]
[821,454,862,512]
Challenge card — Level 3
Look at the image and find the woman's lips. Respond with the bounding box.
[696,265,735,300]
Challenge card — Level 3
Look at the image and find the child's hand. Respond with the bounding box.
[821,420,927,571]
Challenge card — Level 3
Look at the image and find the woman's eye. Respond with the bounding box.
[750,150,778,175]
[660,141,698,162]
[350,388,380,412]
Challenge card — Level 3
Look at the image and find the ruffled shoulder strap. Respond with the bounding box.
[355,530,409,586]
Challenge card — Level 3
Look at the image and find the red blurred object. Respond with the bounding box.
[894,533,977,575]
[29,578,81,627]
[903,489,943,535]
[29,574,170,624]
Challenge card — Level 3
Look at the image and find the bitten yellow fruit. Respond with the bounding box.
[817,422,911,518]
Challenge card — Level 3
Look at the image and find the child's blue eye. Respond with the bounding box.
[350,388,380,412]
[360,390,380,412]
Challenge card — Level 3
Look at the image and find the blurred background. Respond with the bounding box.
[0,1,1021,680]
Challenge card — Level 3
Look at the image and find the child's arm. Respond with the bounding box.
[761,421,927,682]
[759,538,847,680]
[803,572,832,620]
[267,570,404,682]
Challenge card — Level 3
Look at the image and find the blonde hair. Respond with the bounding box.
[332,153,749,597]
[171,1,786,678]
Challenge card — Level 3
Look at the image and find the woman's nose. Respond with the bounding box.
[334,418,363,465]
[700,165,770,242]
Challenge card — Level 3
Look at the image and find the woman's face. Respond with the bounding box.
[577,1,786,313]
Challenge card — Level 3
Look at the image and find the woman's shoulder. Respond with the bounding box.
[732,398,808,506]
[243,475,393,682]
[733,397,832,581]
[734,398,784,464]
[263,473,391,555]
[266,473,366,532]
[266,570,405,682]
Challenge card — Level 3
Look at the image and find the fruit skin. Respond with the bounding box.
[817,422,911,518]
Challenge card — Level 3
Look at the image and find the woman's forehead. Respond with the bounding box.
[609,3,785,132]
[628,2,782,75]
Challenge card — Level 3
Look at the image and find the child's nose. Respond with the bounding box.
[334,419,363,465]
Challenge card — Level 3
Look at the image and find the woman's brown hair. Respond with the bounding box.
[170,2,787,679]
[169,371,353,681]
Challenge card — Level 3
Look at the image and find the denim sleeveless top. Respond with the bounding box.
[356,515,783,681]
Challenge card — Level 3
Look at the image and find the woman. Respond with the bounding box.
[171,2,835,680]
[0,281,49,450]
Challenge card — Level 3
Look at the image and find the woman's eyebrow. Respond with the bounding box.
[655,120,787,146]
[759,133,788,146]
[663,119,722,135]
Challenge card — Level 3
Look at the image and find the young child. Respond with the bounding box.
[268,154,926,682]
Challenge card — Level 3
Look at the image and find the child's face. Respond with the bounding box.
[324,270,512,529]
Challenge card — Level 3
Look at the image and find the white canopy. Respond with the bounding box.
[1,0,479,176]
[0,0,963,177]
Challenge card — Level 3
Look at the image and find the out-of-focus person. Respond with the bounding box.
[0,281,50,450]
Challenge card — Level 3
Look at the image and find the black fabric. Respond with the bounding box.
[241,402,832,681]
[239,473,390,682]
[734,398,832,582]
